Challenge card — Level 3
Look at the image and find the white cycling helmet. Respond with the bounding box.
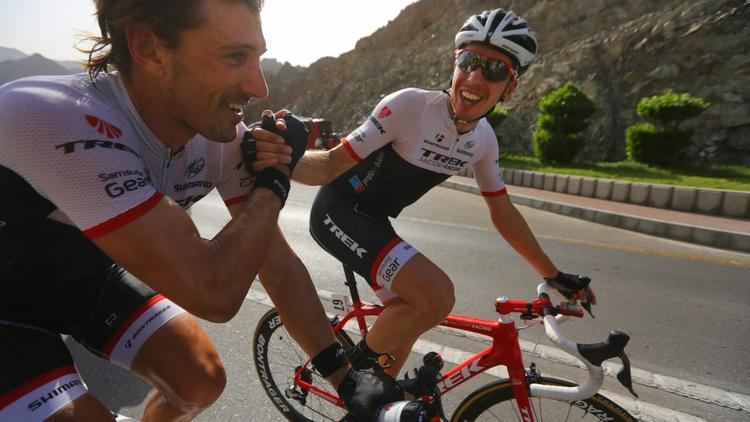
[455,8,538,74]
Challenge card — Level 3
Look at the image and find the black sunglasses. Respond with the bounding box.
[456,50,517,82]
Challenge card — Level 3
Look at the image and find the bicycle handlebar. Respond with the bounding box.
[532,283,637,400]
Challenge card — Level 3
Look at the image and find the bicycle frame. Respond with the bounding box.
[293,289,584,421]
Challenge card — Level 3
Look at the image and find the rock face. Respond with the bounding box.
[250,0,749,165]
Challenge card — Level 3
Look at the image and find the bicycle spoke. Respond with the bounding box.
[254,309,353,421]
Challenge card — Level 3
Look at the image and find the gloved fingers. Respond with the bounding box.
[251,157,280,172]
[272,108,291,128]
[568,286,596,305]
[261,109,289,131]
[249,126,287,145]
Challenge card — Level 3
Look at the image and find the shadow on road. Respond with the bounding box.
[65,336,152,414]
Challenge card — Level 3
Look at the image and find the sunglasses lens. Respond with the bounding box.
[483,61,509,82]
[457,51,512,82]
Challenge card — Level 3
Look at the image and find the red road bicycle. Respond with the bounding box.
[253,266,638,421]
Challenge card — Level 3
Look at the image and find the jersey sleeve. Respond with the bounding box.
[0,80,161,239]
[340,88,423,161]
[214,122,254,206]
[472,123,507,197]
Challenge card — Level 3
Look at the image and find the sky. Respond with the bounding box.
[0,0,419,66]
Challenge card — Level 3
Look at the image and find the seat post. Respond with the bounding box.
[343,265,361,303]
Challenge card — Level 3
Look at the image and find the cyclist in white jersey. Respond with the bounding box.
[253,9,597,377]
[0,1,403,421]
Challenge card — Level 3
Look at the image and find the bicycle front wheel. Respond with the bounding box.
[451,377,635,422]
[253,307,356,421]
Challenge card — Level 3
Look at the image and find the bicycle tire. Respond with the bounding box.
[451,377,635,422]
[253,307,356,421]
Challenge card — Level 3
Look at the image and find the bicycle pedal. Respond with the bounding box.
[285,386,307,404]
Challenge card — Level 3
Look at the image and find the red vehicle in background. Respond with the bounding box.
[301,118,341,150]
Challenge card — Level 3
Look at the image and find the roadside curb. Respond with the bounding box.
[440,179,750,253]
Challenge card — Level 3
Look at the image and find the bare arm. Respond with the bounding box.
[226,203,349,387]
[484,194,558,278]
[292,143,357,186]
[93,188,282,322]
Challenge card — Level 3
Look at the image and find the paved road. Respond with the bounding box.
[70,183,750,421]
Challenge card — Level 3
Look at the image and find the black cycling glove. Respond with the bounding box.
[240,114,310,205]
[544,271,595,317]
[337,368,404,422]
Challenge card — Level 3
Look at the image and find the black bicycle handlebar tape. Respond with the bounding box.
[576,330,630,367]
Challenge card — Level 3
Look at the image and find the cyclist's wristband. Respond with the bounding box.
[252,167,290,206]
[311,342,349,378]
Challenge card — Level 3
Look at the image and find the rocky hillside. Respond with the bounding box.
[251,0,749,165]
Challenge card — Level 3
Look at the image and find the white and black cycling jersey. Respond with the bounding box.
[0,73,253,278]
[329,88,507,217]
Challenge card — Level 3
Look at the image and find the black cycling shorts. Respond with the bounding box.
[310,186,419,303]
[0,266,185,421]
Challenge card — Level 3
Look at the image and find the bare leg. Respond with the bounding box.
[46,393,114,421]
[130,313,226,422]
[365,254,455,377]
[259,226,350,386]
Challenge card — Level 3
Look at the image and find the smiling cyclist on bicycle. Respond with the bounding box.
[275,8,597,378]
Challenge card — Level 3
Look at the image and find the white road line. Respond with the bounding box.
[245,287,749,421]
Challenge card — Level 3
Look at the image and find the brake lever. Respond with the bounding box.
[581,301,595,318]
[581,287,595,318]
[616,352,639,398]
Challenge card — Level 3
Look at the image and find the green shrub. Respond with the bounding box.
[625,123,693,165]
[626,90,709,166]
[536,113,588,134]
[532,83,595,164]
[532,128,585,164]
[486,106,510,129]
[539,82,596,120]
[636,90,710,122]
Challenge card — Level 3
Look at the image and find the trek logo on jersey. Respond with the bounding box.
[56,139,140,158]
[185,158,205,178]
[348,175,366,193]
[378,106,392,119]
[368,116,386,135]
[322,214,367,258]
[85,114,122,139]
[419,148,468,171]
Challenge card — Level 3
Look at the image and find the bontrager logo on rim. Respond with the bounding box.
[85,115,122,139]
